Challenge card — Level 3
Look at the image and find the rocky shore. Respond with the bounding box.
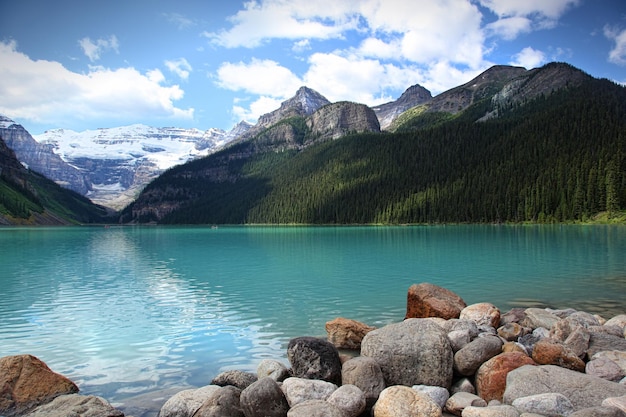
[2,283,626,417]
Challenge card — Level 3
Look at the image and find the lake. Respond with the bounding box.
[1,225,625,414]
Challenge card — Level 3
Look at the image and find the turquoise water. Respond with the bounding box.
[1,225,625,412]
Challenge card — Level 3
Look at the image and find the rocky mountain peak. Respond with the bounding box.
[257,87,331,129]
[373,84,432,130]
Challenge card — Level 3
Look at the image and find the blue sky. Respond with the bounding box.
[1,0,625,135]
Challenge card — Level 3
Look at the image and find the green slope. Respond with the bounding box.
[123,76,626,225]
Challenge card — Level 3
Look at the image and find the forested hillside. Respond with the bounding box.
[122,69,626,225]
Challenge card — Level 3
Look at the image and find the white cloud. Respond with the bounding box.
[232,96,283,123]
[0,41,193,127]
[604,25,626,66]
[165,58,192,80]
[509,46,546,69]
[163,12,196,30]
[480,0,580,39]
[78,35,119,62]
[215,58,302,97]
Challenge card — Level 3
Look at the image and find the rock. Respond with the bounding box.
[412,385,450,409]
[159,385,221,417]
[475,352,537,403]
[503,365,626,410]
[211,370,258,390]
[287,336,342,384]
[374,385,442,417]
[445,319,480,337]
[460,303,501,328]
[594,351,626,373]
[24,394,123,417]
[511,393,575,417]
[497,323,526,341]
[257,359,290,382]
[453,335,503,376]
[280,377,337,407]
[591,325,625,337]
[287,399,344,417]
[450,378,475,395]
[306,101,381,141]
[563,326,590,358]
[461,404,520,417]
[604,315,626,331]
[194,386,243,417]
[361,318,454,388]
[445,392,487,416]
[405,283,466,320]
[325,317,375,349]
[531,338,585,371]
[602,395,626,413]
[327,384,367,417]
[502,342,528,355]
[500,308,526,325]
[240,377,289,417]
[522,308,560,330]
[517,333,544,356]
[0,354,80,417]
[569,406,626,417]
[448,330,474,352]
[341,356,386,406]
[586,357,625,382]
[587,332,626,358]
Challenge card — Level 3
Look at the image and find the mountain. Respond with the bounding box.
[121,62,626,225]
[0,117,250,210]
[0,135,110,225]
[372,84,432,130]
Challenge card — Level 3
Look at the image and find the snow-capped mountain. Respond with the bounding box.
[0,114,249,210]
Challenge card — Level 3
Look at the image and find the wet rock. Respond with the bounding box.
[374,385,442,417]
[25,394,123,417]
[257,359,290,382]
[361,318,454,388]
[460,303,501,328]
[522,308,560,330]
[511,393,574,417]
[211,370,258,390]
[327,384,366,417]
[531,338,585,372]
[280,377,337,407]
[503,365,626,410]
[405,282,466,320]
[453,335,503,376]
[159,385,221,417]
[0,354,79,417]
[287,399,344,417]
[325,317,375,349]
[240,377,289,417]
[341,356,386,407]
[287,337,342,384]
[194,386,243,417]
[445,392,487,416]
[461,404,520,417]
[475,352,537,403]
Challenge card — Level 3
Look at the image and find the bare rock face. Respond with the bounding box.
[0,354,79,417]
[306,102,380,141]
[258,87,331,128]
[372,84,432,130]
[405,283,467,320]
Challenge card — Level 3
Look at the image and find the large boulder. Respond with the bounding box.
[287,337,342,385]
[373,385,442,417]
[280,377,337,407]
[159,385,221,417]
[325,317,375,349]
[0,354,80,417]
[522,308,560,330]
[475,352,537,402]
[240,377,290,417]
[405,283,466,320]
[24,394,123,417]
[341,356,386,407]
[193,386,243,417]
[211,370,258,390]
[453,335,503,376]
[327,384,367,417]
[503,365,626,410]
[587,332,626,358]
[361,318,454,388]
[256,359,290,382]
[531,338,585,372]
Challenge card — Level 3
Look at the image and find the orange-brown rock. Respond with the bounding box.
[325,317,376,349]
[475,352,537,402]
[405,283,466,320]
[531,339,586,372]
[0,354,79,416]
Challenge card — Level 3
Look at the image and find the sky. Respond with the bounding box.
[1,0,625,135]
